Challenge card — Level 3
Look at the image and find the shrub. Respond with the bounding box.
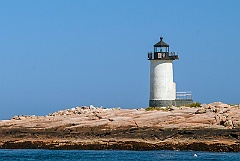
[189,102,201,107]
[145,107,160,111]
[145,107,169,111]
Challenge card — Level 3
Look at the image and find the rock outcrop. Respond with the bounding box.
[1,102,240,151]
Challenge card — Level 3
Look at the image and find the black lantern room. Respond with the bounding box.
[148,37,178,60]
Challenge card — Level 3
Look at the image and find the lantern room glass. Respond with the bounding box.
[154,46,168,52]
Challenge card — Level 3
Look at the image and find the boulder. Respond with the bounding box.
[195,108,206,114]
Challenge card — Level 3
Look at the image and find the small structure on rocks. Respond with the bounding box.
[148,37,193,107]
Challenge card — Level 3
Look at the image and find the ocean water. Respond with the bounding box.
[0,149,239,161]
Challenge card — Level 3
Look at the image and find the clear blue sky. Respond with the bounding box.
[0,0,240,119]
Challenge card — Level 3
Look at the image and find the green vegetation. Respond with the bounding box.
[188,102,201,107]
[145,107,160,111]
[145,107,168,111]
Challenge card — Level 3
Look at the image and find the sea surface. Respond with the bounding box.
[0,149,239,161]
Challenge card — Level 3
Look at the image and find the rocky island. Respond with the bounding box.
[1,102,240,152]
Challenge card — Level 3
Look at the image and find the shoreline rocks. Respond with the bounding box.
[1,139,239,152]
[1,102,240,151]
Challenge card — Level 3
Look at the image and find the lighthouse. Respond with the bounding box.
[148,37,179,107]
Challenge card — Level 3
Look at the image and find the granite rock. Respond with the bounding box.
[0,102,240,151]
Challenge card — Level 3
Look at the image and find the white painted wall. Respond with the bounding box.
[150,60,176,100]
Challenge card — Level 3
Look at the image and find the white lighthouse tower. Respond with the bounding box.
[148,37,178,107]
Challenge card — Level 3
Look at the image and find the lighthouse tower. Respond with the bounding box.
[148,37,178,107]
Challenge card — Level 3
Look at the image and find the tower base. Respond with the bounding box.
[149,100,174,107]
[149,99,193,107]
